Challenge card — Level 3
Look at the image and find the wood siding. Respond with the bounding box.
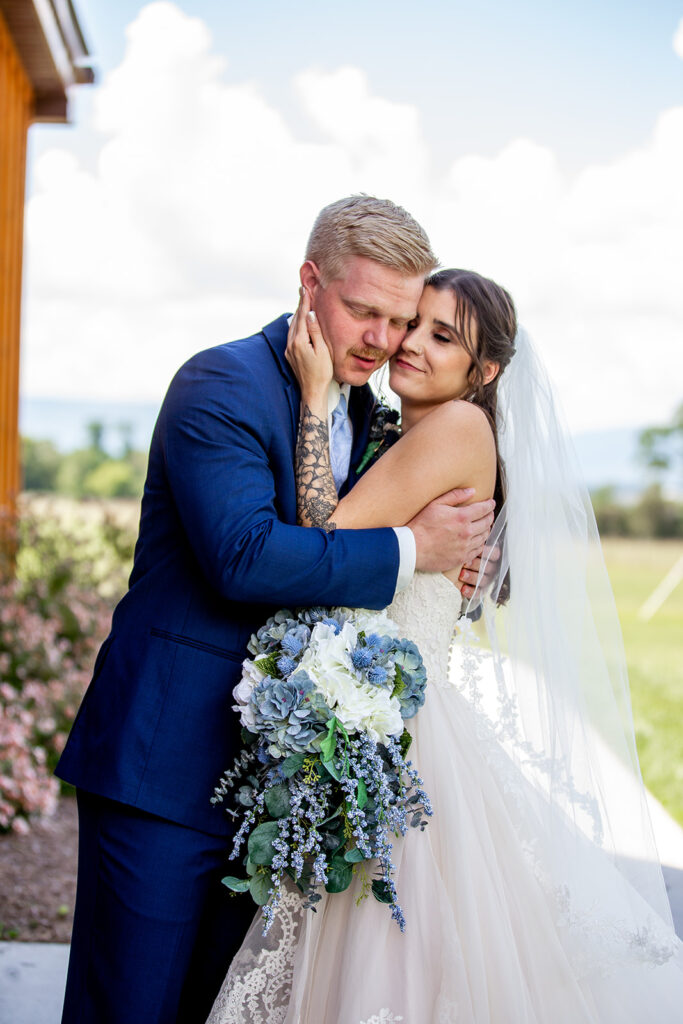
[0,7,33,543]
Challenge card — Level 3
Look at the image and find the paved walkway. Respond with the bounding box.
[2,793,682,1024]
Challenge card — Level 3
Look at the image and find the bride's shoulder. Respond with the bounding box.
[418,400,495,446]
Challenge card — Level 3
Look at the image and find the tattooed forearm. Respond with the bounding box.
[296,404,339,528]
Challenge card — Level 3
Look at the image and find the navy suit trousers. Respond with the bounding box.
[61,791,255,1024]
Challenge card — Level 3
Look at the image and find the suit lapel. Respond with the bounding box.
[341,385,376,496]
[262,315,299,444]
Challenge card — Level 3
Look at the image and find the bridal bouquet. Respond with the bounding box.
[213,605,432,932]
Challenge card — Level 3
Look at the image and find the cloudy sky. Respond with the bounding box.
[21,0,683,433]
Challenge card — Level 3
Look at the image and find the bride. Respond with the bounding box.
[207,269,683,1023]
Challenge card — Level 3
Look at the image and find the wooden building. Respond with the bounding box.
[0,0,93,551]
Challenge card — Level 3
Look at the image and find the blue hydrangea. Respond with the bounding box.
[390,640,428,718]
[249,610,299,654]
[249,672,328,755]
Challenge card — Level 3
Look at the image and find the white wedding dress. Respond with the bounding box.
[206,572,683,1024]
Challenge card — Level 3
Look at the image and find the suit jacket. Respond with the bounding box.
[56,315,399,833]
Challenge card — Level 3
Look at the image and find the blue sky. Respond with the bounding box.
[21,2,683,433]
[44,0,683,169]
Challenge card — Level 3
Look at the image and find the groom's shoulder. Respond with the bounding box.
[180,313,290,381]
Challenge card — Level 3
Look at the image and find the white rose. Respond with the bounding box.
[232,700,257,730]
[232,679,255,706]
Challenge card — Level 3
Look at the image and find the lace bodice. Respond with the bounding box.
[386,572,462,684]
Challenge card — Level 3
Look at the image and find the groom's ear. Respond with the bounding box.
[300,260,322,295]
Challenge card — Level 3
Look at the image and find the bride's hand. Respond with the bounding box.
[286,287,334,405]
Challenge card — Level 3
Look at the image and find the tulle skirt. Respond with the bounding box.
[207,676,683,1024]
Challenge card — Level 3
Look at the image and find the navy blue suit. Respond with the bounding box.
[57,315,399,1023]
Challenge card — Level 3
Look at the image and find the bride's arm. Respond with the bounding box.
[306,400,496,531]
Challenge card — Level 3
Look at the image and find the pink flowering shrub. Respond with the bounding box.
[0,507,134,832]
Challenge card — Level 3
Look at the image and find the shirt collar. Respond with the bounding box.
[327,380,351,418]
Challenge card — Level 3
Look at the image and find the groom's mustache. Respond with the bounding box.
[348,346,388,363]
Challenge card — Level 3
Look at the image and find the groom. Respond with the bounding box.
[57,195,496,1024]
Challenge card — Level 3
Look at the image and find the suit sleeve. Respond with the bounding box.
[157,348,400,610]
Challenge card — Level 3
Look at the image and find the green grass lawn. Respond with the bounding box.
[602,539,683,827]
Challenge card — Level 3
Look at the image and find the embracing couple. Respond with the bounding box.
[58,196,683,1023]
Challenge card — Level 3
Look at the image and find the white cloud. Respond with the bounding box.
[673,17,683,59]
[22,1,683,433]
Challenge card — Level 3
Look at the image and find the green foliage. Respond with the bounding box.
[325,855,353,893]
[281,752,306,778]
[264,783,291,819]
[603,539,683,827]
[21,438,61,491]
[247,820,280,865]
[221,875,251,893]
[629,485,683,539]
[249,872,272,906]
[82,457,146,498]
[638,402,683,476]
[592,485,683,539]
[21,433,147,500]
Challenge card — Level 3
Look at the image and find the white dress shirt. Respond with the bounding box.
[325,381,415,596]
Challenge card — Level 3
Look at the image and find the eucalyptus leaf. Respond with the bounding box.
[248,820,280,866]
[371,879,393,904]
[245,859,257,877]
[318,804,343,826]
[321,757,342,781]
[221,875,250,893]
[343,847,365,863]
[325,856,353,894]
[356,777,368,809]
[281,752,307,778]
[265,783,291,819]
[249,872,272,906]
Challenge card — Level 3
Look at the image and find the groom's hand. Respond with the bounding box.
[459,544,501,599]
[409,488,495,573]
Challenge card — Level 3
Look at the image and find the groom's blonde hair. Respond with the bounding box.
[306,195,438,284]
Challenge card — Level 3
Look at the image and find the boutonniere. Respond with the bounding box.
[356,401,401,476]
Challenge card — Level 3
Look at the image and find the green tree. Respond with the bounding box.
[590,485,633,537]
[639,402,683,478]
[86,420,106,454]
[20,437,61,491]
[631,483,683,538]
[56,447,106,497]
[82,457,145,498]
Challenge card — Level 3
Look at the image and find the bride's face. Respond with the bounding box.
[389,286,495,408]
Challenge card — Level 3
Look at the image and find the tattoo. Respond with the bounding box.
[296,404,339,528]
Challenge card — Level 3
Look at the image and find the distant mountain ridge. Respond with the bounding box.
[19,396,679,496]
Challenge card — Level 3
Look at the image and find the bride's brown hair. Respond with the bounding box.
[427,269,516,602]
[427,268,516,513]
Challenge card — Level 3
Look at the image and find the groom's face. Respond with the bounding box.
[300,256,424,386]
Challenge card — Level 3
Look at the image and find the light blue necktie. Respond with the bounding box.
[330,392,352,492]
